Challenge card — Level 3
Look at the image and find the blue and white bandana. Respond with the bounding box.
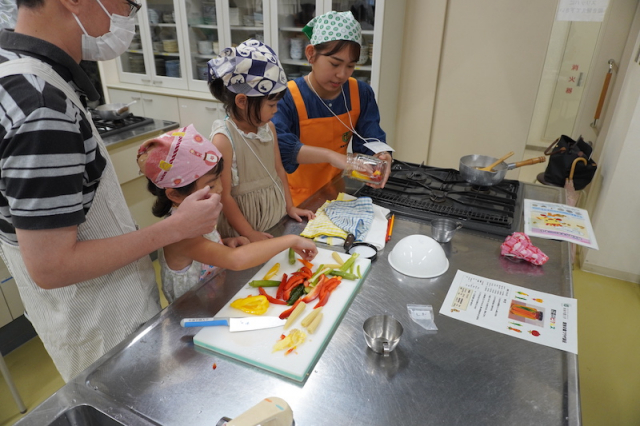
[207,39,287,96]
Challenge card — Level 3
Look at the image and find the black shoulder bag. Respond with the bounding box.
[543,135,597,190]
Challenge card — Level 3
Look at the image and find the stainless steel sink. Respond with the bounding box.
[14,373,160,426]
[48,405,124,426]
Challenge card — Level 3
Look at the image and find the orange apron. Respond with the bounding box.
[287,77,360,206]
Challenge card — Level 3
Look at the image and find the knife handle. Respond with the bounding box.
[180,317,229,328]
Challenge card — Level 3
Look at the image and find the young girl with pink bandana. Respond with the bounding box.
[137,124,317,303]
[207,39,315,243]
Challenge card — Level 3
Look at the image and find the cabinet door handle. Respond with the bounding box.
[131,96,141,101]
[143,98,153,102]
[205,106,216,111]
[152,80,163,86]
[141,78,151,83]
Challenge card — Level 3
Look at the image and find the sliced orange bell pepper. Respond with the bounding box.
[297,258,314,270]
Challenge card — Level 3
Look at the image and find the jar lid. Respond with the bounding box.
[346,242,378,262]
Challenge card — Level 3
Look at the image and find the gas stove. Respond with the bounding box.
[355,160,523,236]
[91,113,155,138]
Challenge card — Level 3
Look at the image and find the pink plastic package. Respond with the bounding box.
[500,232,549,266]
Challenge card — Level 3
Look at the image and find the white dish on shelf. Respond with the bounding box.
[148,9,159,24]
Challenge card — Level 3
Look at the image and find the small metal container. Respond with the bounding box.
[363,315,403,356]
[431,218,463,243]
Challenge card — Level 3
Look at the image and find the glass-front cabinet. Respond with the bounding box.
[177,0,269,92]
[117,0,189,90]
[275,0,377,88]
[118,16,146,77]
[113,0,395,98]
[226,0,268,47]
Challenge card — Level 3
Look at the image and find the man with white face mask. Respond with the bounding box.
[0,0,223,382]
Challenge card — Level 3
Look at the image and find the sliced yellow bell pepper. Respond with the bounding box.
[263,263,280,280]
[273,329,307,352]
[230,295,269,315]
[350,170,371,181]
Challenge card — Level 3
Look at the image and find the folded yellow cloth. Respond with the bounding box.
[301,200,348,239]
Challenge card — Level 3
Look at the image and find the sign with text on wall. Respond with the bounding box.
[440,270,578,354]
[557,0,610,22]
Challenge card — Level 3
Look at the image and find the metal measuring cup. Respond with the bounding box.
[431,218,463,243]
[363,315,404,356]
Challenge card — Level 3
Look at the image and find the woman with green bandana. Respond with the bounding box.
[272,11,393,206]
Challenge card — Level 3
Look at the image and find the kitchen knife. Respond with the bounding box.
[180,316,286,332]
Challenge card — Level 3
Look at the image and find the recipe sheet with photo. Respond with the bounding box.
[440,270,578,354]
[524,199,599,249]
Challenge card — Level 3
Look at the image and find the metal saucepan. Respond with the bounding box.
[94,101,136,120]
[459,154,546,186]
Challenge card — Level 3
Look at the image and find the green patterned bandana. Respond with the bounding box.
[302,11,363,46]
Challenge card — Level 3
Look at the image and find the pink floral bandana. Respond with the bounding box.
[137,124,222,188]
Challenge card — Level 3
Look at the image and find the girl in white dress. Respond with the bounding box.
[207,39,315,242]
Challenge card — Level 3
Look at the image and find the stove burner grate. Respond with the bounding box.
[361,188,512,226]
[91,113,155,138]
[355,160,523,236]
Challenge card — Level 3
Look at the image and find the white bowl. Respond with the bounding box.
[388,234,449,278]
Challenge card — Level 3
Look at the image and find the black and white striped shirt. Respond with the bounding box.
[0,29,105,244]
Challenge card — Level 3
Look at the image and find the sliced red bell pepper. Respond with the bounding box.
[282,275,304,301]
[317,276,339,300]
[301,283,321,303]
[301,275,327,303]
[315,277,342,308]
[279,299,302,319]
[276,273,288,300]
[315,291,332,309]
[300,266,313,278]
[258,287,287,305]
[291,266,312,279]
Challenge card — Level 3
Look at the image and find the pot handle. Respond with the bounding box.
[115,100,137,115]
[508,156,546,169]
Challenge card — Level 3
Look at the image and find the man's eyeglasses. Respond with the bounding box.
[125,0,142,17]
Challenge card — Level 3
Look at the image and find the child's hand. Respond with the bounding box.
[173,188,222,239]
[223,236,250,248]
[287,206,316,222]
[246,230,274,242]
[292,236,318,261]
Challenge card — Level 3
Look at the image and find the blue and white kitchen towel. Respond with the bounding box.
[324,197,374,240]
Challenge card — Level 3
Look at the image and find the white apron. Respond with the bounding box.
[0,58,160,382]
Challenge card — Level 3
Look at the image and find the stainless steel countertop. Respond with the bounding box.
[101,119,180,148]
[16,179,579,426]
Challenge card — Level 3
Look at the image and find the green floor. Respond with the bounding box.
[1,268,639,426]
